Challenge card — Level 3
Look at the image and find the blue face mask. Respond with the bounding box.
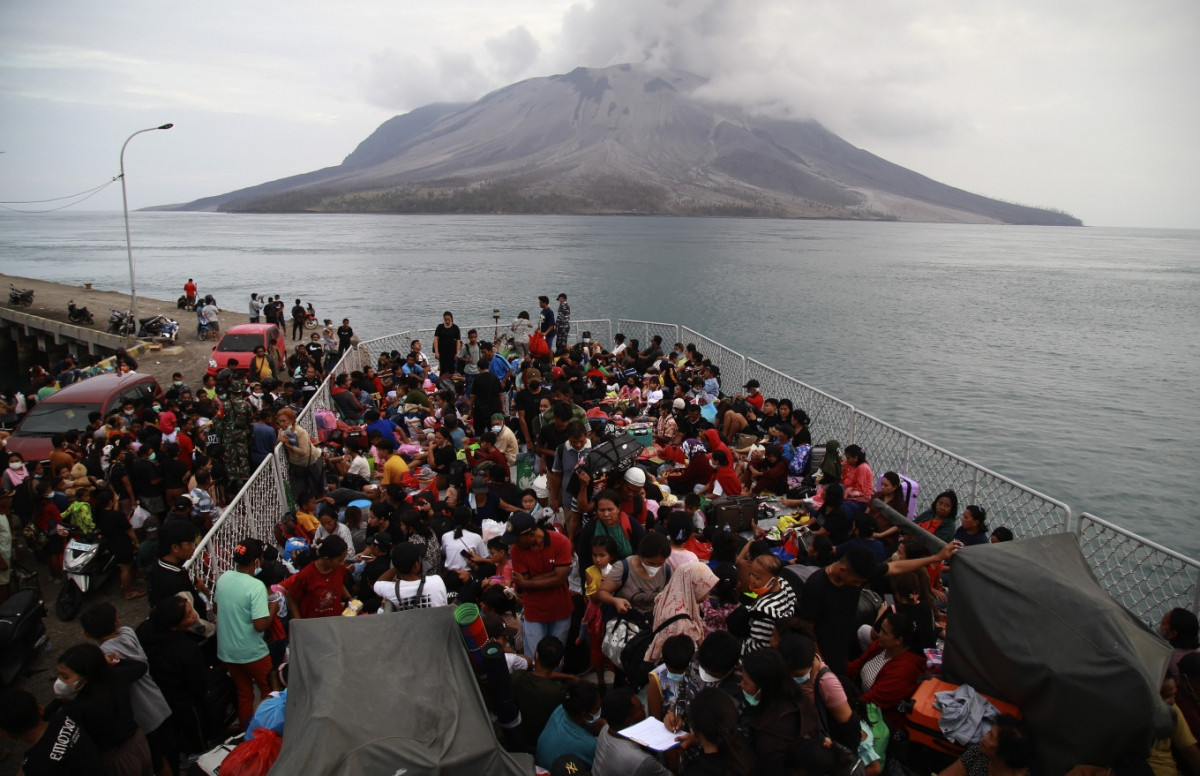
[583,710,600,725]
[666,671,685,683]
[742,690,761,707]
[794,673,811,684]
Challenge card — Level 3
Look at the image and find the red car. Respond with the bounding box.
[207,323,289,377]
[6,373,162,462]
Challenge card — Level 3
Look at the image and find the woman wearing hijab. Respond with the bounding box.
[645,561,719,663]
[663,438,712,493]
[701,429,730,466]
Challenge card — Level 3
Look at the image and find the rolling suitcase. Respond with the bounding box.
[708,495,759,533]
[904,678,1020,756]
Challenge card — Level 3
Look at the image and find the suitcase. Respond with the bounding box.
[878,472,920,519]
[904,678,1021,756]
[628,423,654,448]
[708,495,759,533]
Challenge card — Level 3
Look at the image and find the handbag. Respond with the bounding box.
[529,330,551,358]
[601,616,641,665]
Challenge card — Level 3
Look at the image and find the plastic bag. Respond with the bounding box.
[219,729,281,776]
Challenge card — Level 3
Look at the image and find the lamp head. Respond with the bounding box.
[158,123,174,130]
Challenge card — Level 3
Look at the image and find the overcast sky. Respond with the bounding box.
[1,0,1196,228]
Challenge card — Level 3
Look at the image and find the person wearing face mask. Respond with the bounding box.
[738,552,797,655]
[52,642,154,775]
[214,537,279,732]
[740,647,820,773]
[595,533,673,634]
[129,442,165,518]
[488,412,520,468]
[777,631,861,753]
[536,679,603,769]
[646,634,697,723]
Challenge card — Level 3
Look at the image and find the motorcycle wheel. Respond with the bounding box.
[198,327,209,342]
[304,318,318,329]
[55,581,84,622]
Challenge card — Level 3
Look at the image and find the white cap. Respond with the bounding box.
[624,467,646,486]
[672,398,686,410]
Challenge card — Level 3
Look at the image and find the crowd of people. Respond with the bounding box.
[0,291,1196,776]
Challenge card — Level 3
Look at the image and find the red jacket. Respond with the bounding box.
[846,641,926,729]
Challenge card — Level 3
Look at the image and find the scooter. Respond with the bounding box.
[303,302,318,330]
[197,311,212,341]
[0,582,48,686]
[8,285,34,307]
[56,535,118,621]
[108,309,135,336]
[67,300,94,324]
[137,314,179,342]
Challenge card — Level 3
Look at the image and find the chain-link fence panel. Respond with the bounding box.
[567,319,612,349]
[616,320,681,354]
[1078,513,1200,624]
[851,412,1070,538]
[186,451,291,590]
[680,326,746,393]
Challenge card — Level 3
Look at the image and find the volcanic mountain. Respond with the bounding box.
[170,65,1080,225]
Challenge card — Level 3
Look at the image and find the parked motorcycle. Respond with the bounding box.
[303,302,318,330]
[107,309,135,336]
[55,536,118,621]
[8,285,34,307]
[137,314,179,342]
[0,585,48,686]
[197,310,213,341]
[67,300,94,324]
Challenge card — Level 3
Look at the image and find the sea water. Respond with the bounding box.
[2,212,1197,556]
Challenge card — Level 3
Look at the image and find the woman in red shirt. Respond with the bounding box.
[846,610,926,731]
[840,444,874,517]
[281,535,350,618]
[701,449,742,497]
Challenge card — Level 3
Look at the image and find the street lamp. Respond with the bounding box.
[120,122,173,343]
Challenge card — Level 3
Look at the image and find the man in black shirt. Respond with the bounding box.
[297,365,322,404]
[513,371,551,449]
[304,333,325,376]
[469,358,504,436]
[797,542,961,676]
[0,689,103,776]
[149,518,210,622]
[129,442,165,517]
[290,299,306,341]
[336,318,354,355]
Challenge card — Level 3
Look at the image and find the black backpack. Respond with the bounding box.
[620,612,689,690]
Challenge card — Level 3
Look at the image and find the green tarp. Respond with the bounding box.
[270,607,533,775]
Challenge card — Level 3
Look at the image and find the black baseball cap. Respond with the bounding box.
[500,512,538,544]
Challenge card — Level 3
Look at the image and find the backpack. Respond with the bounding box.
[813,667,865,751]
[382,576,426,612]
[787,444,812,488]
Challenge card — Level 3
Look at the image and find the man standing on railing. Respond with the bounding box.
[555,293,571,348]
[538,296,556,353]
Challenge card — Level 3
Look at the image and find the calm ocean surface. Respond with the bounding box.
[2,212,1198,556]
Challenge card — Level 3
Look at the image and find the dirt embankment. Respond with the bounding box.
[1,272,231,388]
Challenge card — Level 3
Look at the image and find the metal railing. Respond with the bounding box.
[189,318,1198,623]
[616,320,681,353]
[1076,512,1200,622]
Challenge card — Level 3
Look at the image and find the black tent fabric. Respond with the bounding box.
[269,608,534,775]
[943,533,1173,773]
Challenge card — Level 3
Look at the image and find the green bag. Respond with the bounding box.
[515,452,536,491]
[864,702,889,764]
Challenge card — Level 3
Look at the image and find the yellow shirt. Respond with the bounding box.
[381,454,410,485]
[584,565,604,598]
[1148,704,1197,776]
[296,510,320,536]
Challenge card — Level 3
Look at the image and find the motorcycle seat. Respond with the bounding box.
[0,588,38,619]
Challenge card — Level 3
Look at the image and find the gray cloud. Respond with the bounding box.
[485,26,541,79]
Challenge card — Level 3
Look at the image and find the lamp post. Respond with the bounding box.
[120,122,173,343]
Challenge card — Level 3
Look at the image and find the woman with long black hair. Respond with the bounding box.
[740,648,820,772]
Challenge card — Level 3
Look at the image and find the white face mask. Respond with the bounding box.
[8,462,21,471]
[698,666,721,684]
[54,677,83,698]
[599,563,613,576]
[642,562,663,578]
